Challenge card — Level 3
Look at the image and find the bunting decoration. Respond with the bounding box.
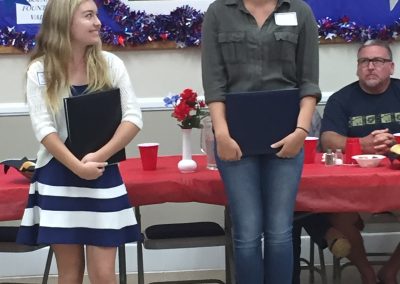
[1,0,400,52]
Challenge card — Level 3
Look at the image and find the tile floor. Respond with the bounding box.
[0,266,393,284]
[300,264,388,284]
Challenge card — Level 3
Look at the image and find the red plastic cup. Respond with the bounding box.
[394,133,400,144]
[304,137,319,164]
[138,143,159,170]
[345,138,362,164]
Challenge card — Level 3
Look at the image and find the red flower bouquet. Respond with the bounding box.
[164,88,208,129]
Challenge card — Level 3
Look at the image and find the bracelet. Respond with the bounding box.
[296,126,310,135]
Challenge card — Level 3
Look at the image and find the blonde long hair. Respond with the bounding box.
[29,0,112,112]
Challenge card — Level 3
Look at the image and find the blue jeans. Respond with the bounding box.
[217,151,304,284]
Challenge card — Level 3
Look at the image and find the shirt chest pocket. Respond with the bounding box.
[270,31,298,61]
[218,32,247,64]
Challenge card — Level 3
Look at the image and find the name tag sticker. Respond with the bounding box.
[37,72,46,85]
[274,12,298,26]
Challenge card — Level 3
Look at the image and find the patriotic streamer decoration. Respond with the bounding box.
[0,0,400,52]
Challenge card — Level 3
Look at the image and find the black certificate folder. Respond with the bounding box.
[64,88,126,164]
[225,88,300,156]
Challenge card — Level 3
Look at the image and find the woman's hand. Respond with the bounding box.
[216,134,242,161]
[74,161,107,180]
[271,128,307,158]
[82,152,104,163]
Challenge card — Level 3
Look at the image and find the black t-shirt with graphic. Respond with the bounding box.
[321,78,400,137]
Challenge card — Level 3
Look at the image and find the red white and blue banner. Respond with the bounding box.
[1,0,400,52]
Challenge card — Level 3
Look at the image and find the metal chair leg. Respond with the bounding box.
[135,207,145,284]
[309,240,315,284]
[332,256,341,284]
[118,244,127,284]
[137,238,144,284]
[41,247,53,284]
[318,247,327,284]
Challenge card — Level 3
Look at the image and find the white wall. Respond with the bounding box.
[1,42,400,108]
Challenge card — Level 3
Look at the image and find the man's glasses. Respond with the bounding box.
[357,57,392,68]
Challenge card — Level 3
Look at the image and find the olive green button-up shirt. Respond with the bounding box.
[201,0,321,103]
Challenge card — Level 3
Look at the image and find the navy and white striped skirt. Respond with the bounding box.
[17,158,141,247]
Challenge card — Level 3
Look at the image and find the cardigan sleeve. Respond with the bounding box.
[105,52,143,130]
[26,61,58,143]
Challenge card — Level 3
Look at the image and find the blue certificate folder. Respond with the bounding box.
[225,88,300,156]
[63,88,126,164]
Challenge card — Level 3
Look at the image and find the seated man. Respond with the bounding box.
[321,39,400,284]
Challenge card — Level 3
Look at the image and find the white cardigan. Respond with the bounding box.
[26,51,143,168]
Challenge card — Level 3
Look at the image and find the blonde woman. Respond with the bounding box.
[16,0,143,283]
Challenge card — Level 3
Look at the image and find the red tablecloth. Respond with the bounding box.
[120,155,226,206]
[0,168,33,222]
[298,158,400,213]
[2,155,400,221]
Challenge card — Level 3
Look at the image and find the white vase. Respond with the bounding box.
[178,128,197,173]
